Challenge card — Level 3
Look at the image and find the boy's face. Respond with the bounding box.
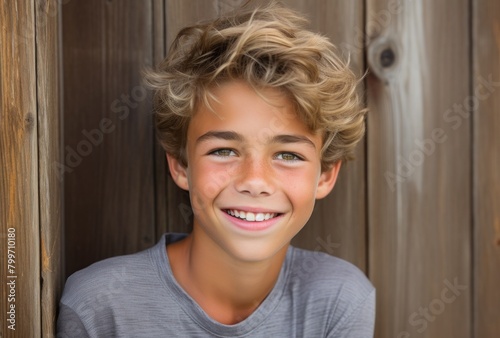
[168,80,340,263]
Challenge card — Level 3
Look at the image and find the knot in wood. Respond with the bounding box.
[380,48,396,68]
[25,112,35,131]
[367,35,400,83]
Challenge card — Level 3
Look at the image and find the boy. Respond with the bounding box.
[58,1,375,337]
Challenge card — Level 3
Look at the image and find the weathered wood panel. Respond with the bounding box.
[366,1,471,337]
[0,1,41,337]
[36,0,63,336]
[62,0,156,277]
[284,0,367,272]
[153,0,169,242]
[163,0,220,233]
[473,0,500,336]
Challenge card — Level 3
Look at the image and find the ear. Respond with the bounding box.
[166,153,189,191]
[315,161,342,200]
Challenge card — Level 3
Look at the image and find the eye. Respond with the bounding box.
[275,152,303,161]
[210,148,237,157]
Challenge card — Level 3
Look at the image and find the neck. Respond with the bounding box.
[167,230,288,324]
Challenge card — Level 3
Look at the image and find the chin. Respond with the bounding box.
[222,238,290,263]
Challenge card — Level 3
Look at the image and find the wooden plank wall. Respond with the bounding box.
[1,0,498,337]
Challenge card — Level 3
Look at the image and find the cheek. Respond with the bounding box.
[280,167,319,193]
[282,169,319,212]
[189,161,235,208]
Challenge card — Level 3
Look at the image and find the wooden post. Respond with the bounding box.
[366,0,471,337]
[0,1,41,337]
[36,0,63,336]
[473,0,500,336]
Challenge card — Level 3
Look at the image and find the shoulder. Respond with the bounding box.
[57,244,164,337]
[60,244,159,314]
[289,246,373,294]
[286,247,375,329]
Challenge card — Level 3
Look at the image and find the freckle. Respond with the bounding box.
[496,238,500,246]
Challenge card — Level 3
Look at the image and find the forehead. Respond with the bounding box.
[186,81,323,152]
[190,81,308,132]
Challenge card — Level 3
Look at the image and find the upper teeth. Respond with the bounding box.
[225,210,278,222]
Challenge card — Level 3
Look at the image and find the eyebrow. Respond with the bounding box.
[270,134,317,149]
[196,131,243,144]
[196,130,316,149]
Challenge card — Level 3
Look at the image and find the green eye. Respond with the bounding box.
[276,152,301,161]
[211,149,236,157]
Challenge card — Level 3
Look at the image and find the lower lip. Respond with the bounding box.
[221,211,282,232]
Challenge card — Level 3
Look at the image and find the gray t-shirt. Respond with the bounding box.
[58,233,375,337]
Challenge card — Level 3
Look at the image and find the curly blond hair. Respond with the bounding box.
[145,1,365,171]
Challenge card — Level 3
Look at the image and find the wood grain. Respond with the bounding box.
[152,0,169,242]
[62,0,156,277]
[473,0,500,336]
[36,0,63,336]
[284,0,367,272]
[163,0,220,233]
[366,1,471,337]
[0,1,41,337]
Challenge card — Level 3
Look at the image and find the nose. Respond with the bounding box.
[234,156,275,197]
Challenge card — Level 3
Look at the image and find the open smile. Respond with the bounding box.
[224,209,281,222]
[221,208,284,231]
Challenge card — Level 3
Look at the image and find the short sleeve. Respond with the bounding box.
[327,289,376,338]
[57,303,90,338]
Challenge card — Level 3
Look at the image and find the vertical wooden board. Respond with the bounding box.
[36,0,63,336]
[153,0,169,241]
[473,0,500,336]
[366,1,471,337]
[283,0,367,271]
[0,1,41,337]
[62,0,156,277]
[163,0,220,233]
[164,0,221,68]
